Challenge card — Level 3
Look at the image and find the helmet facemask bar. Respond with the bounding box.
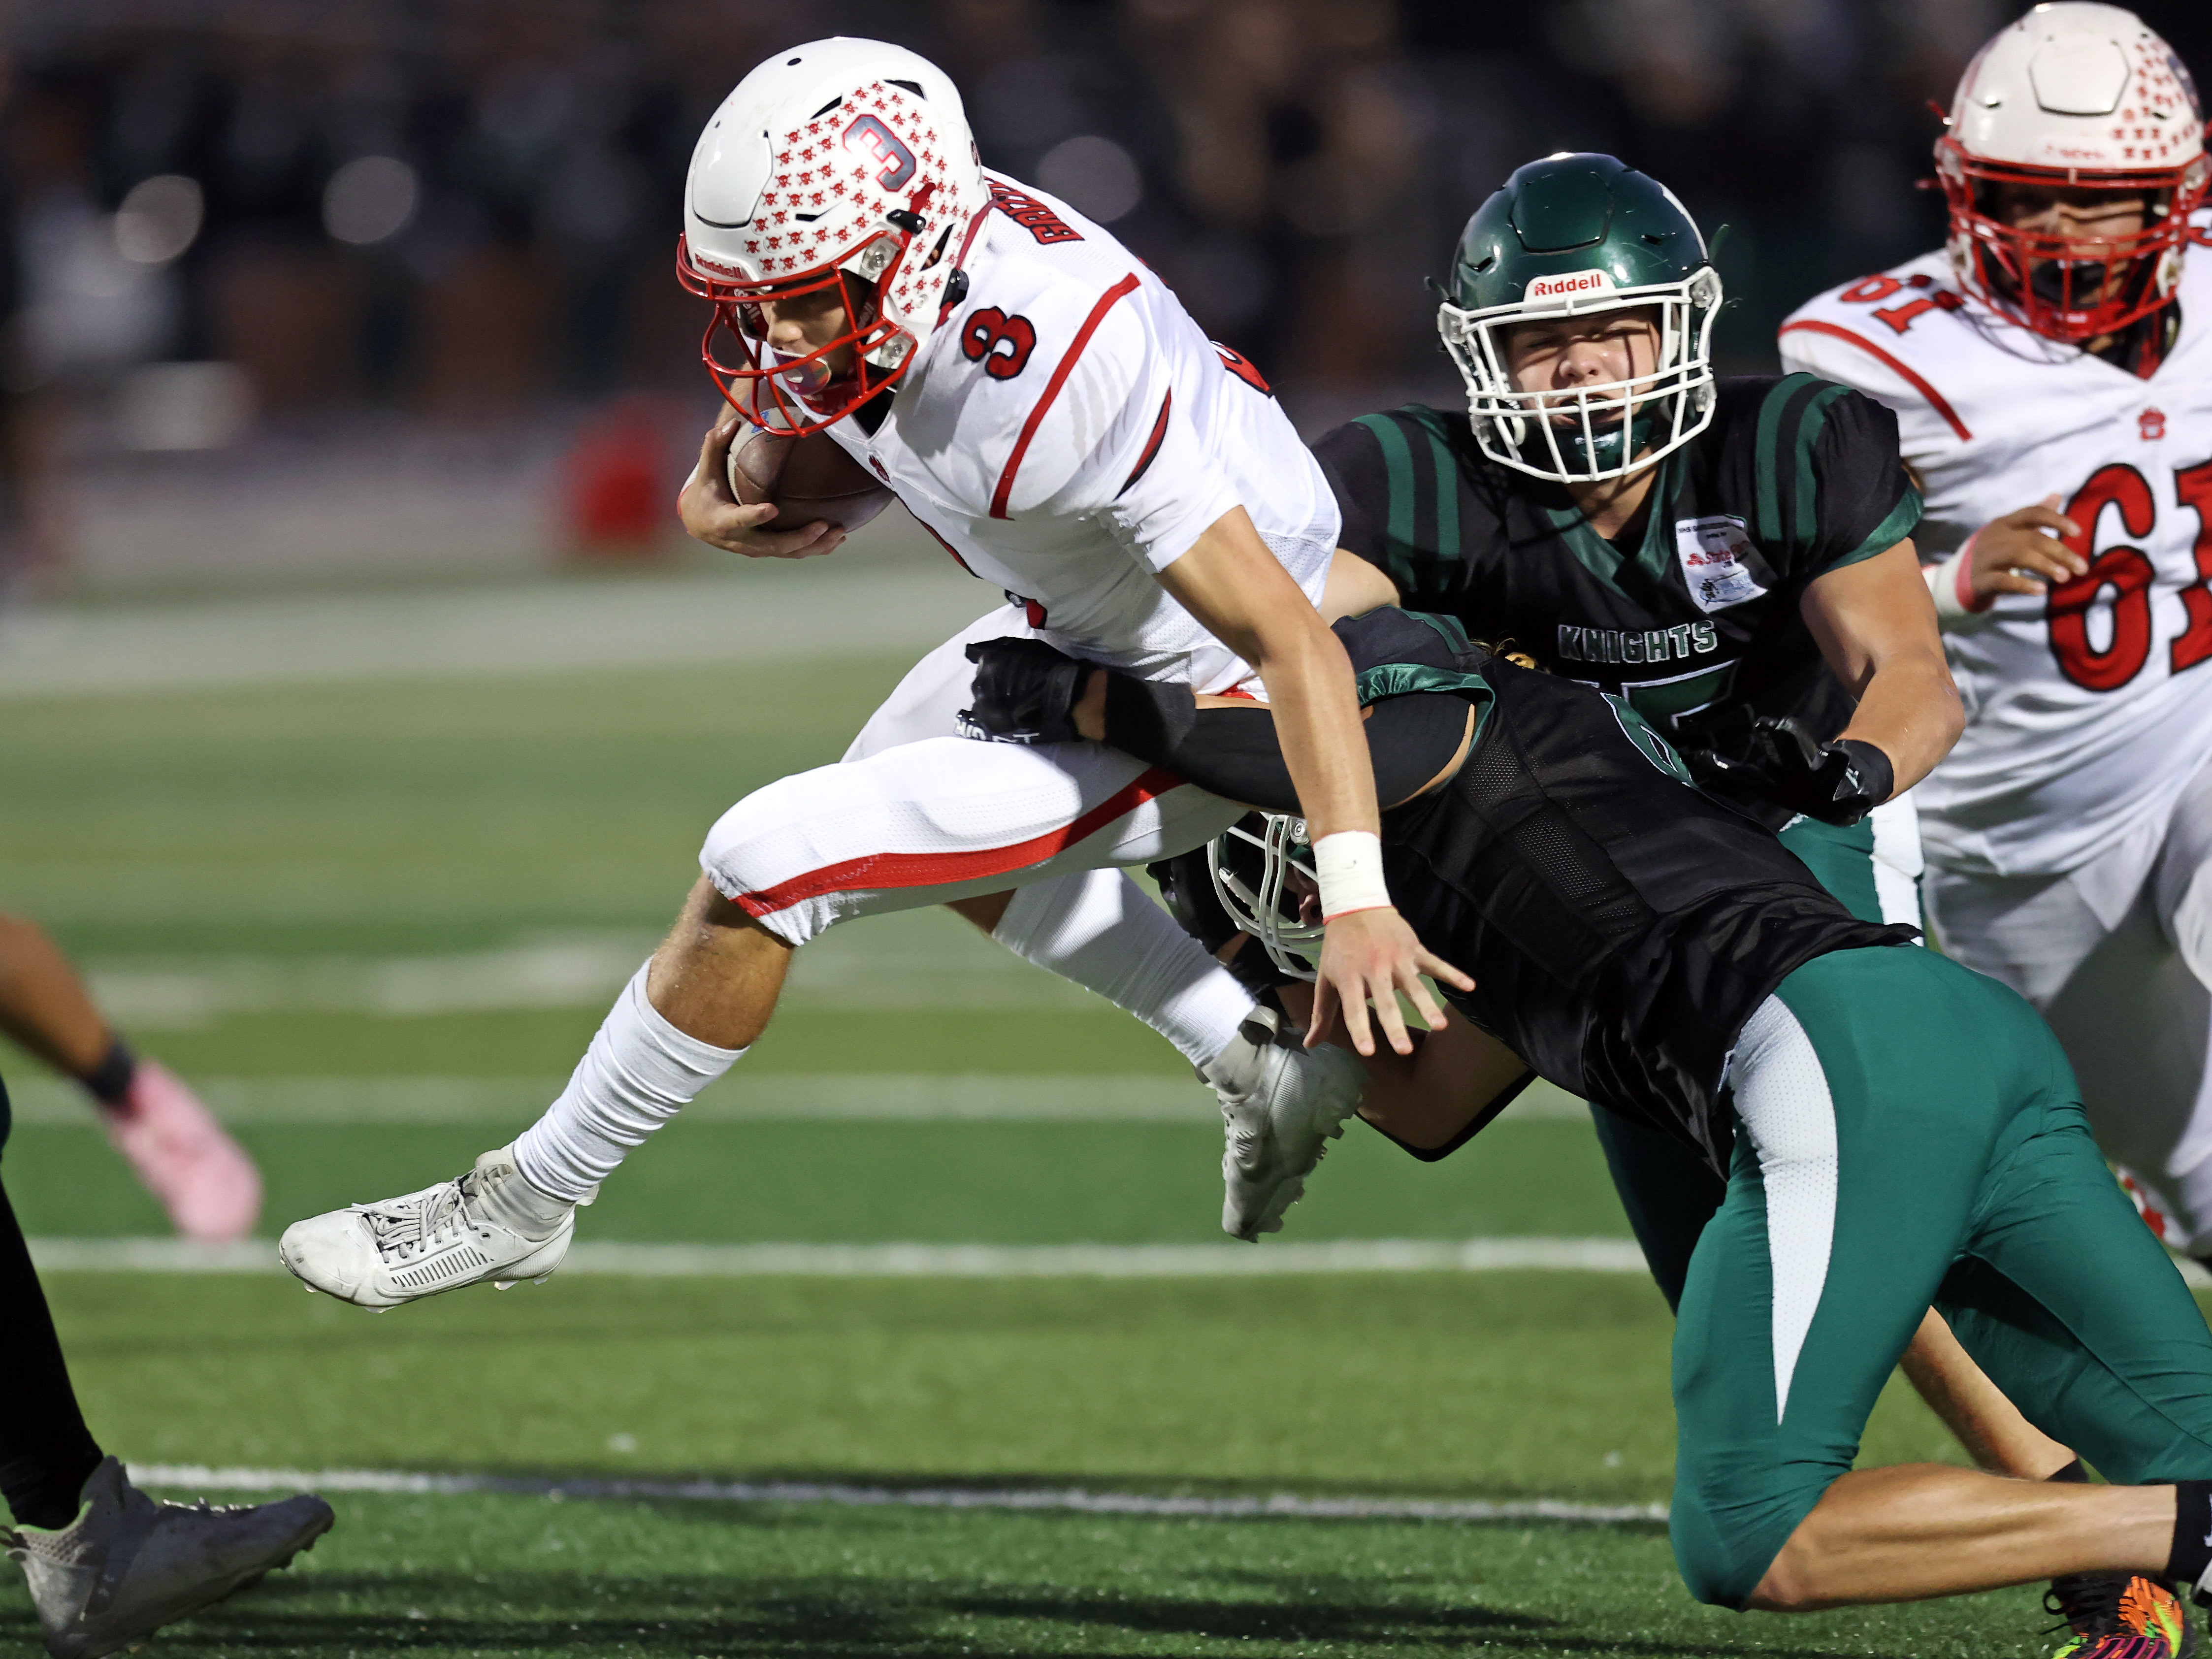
[1206,815,1325,983]
[1937,143,2211,342]
[1438,270,1722,485]
[678,232,918,435]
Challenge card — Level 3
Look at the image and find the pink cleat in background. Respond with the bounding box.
[101,1062,262,1243]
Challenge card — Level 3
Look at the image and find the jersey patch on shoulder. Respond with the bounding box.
[990,180,1081,244]
[1674,515,1776,614]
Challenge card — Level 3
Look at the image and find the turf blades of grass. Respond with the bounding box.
[45,1272,1982,1498]
[0,1489,2049,1658]
[4,1116,1632,1245]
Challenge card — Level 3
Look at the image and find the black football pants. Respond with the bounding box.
[0,1078,105,1529]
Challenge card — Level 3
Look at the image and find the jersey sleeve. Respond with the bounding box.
[1805,387,1921,577]
[1312,420,1393,563]
[1308,411,1474,611]
[991,290,1239,572]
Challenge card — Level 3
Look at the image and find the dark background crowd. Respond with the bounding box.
[1,0,2208,580]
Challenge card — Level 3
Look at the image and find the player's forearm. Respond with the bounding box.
[1837,650,1962,795]
[1245,623,1380,841]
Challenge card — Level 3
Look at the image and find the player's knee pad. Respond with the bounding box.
[1668,1465,1832,1611]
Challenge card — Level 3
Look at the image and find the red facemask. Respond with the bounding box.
[1937,139,2211,343]
[677,237,913,435]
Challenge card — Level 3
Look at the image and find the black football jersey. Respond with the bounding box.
[1118,608,1917,1172]
[1314,376,1920,828]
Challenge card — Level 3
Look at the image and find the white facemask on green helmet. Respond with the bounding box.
[1436,153,1723,485]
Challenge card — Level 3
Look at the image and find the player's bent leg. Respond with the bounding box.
[703,736,1244,945]
[989,870,1256,1069]
[851,613,1274,1083]
[1677,948,2212,1615]
[2036,886,2212,1253]
[1673,949,2074,1608]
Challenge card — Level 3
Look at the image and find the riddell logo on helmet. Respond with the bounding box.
[1526,270,1615,300]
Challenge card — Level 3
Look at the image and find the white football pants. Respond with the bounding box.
[707,605,1246,944]
[1923,749,2212,1251]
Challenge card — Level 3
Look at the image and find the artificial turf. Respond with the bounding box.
[0,1485,2059,1659]
[12,1270,2059,1659]
[0,622,2150,1657]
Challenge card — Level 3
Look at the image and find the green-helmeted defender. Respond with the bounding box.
[1286,152,2194,1652]
[1437,153,1723,484]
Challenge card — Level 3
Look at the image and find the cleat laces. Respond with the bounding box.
[356,1178,478,1267]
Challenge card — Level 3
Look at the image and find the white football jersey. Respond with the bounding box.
[824,172,1336,694]
[1781,220,2212,878]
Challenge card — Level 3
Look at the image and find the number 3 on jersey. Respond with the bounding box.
[962,308,1036,380]
[2048,459,2212,690]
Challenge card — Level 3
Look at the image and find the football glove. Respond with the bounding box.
[959,637,1089,744]
[1683,715,1893,826]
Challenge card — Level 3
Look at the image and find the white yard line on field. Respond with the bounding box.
[126,1462,1669,1526]
[5,1071,1595,1126]
[30,1236,1652,1276]
[0,565,1000,698]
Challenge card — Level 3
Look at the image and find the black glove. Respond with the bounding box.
[959,637,1089,744]
[1683,715,1894,826]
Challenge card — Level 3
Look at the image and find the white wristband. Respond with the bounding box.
[1313,830,1392,921]
[1927,533,1993,623]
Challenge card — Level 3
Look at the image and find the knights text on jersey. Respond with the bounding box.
[1780,220,2212,877]
[823,172,1336,695]
[1312,377,1918,822]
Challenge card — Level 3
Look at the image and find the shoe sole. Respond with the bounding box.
[52,1510,334,1659]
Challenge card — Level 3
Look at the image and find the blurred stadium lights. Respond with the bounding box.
[112,177,204,267]
[114,362,256,452]
[322,156,420,247]
[1035,135,1143,224]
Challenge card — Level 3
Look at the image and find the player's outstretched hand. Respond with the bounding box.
[1962,495,2085,602]
[1308,908,1473,1057]
[677,409,848,560]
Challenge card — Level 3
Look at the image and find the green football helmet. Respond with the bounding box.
[1437,153,1722,484]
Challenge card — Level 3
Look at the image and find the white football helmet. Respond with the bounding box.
[1208,816,1324,983]
[1938,3,2208,342]
[678,38,993,432]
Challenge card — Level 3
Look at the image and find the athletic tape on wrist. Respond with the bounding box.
[1314,830,1391,921]
[1930,533,1995,620]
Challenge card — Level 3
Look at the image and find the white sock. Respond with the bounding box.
[512,965,744,1203]
[993,869,1254,1067]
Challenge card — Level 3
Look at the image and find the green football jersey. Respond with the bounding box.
[1313,374,1919,826]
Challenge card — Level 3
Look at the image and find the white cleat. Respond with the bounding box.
[277,1145,574,1309]
[8,1457,332,1659]
[1205,1004,1366,1241]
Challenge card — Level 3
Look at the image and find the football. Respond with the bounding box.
[726,423,894,533]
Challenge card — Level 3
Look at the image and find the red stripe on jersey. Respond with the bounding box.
[729,765,1185,918]
[915,517,978,577]
[1779,320,1973,442]
[989,272,1143,520]
[1116,389,1172,498]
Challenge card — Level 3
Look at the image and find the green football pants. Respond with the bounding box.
[1668,944,2212,1608]
[1591,813,1911,1309]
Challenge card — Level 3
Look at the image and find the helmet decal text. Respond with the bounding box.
[1525,269,1617,301]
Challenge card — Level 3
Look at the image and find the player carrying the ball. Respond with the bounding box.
[275,38,1461,1304]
